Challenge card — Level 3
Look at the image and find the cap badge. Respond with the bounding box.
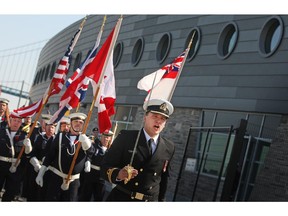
[160,102,167,112]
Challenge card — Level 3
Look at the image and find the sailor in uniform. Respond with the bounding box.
[27,120,57,201]
[79,129,114,201]
[101,98,175,202]
[59,116,70,133]
[0,98,10,129]
[0,113,32,201]
[35,112,94,201]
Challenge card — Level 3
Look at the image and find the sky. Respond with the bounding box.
[0,15,85,110]
[0,0,283,111]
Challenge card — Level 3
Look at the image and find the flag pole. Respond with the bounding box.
[13,84,54,169]
[75,15,107,113]
[167,30,195,101]
[5,106,10,128]
[124,31,196,184]
[124,52,161,184]
[12,16,88,170]
[62,15,122,190]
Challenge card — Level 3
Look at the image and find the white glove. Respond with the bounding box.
[79,134,91,151]
[9,163,17,173]
[30,157,41,172]
[24,138,32,154]
[35,165,47,187]
[84,161,91,173]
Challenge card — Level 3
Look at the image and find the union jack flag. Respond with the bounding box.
[65,27,103,87]
[49,18,120,125]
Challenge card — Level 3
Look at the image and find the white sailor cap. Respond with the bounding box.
[102,129,114,136]
[60,116,71,124]
[69,112,87,121]
[143,98,174,118]
[41,114,52,124]
[0,98,9,104]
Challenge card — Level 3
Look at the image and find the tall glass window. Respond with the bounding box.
[112,106,138,135]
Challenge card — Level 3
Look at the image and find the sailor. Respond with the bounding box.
[59,116,70,133]
[40,114,52,134]
[0,112,32,201]
[101,98,175,201]
[35,112,94,201]
[0,98,10,129]
[79,129,114,201]
[27,119,57,201]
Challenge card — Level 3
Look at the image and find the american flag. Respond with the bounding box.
[46,27,83,98]
[137,50,187,102]
[65,26,103,87]
[12,19,85,118]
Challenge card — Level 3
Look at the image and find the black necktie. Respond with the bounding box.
[147,138,153,155]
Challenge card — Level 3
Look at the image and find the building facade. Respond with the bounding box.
[30,15,288,201]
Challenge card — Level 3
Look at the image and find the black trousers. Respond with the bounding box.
[0,161,23,201]
[44,172,80,201]
[79,176,105,201]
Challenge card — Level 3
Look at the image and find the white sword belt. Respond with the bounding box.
[0,155,19,163]
[48,166,80,180]
[91,164,101,171]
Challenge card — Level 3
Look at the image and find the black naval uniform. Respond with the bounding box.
[101,129,175,202]
[79,139,107,201]
[20,122,41,199]
[42,132,93,201]
[0,128,27,201]
[26,133,54,201]
[0,115,8,129]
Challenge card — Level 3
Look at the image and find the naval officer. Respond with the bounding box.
[101,98,175,201]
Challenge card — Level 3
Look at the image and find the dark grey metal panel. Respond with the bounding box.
[30,15,288,115]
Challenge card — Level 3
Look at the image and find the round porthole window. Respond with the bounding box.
[114,42,123,68]
[50,61,56,79]
[131,37,144,66]
[217,22,238,59]
[259,16,283,58]
[156,32,172,64]
[185,27,201,61]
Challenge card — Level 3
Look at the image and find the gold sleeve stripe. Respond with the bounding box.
[107,168,117,183]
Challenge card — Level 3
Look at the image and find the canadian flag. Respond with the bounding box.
[92,52,116,133]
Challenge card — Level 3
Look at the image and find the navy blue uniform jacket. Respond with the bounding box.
[101,129,175,201]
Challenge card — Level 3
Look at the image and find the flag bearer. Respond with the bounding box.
[0,113,32,201]
[35,112,94,201]
[27,120,57,201]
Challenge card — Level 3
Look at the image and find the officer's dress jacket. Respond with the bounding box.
[101,129,175,201]
[43,132,93,175]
